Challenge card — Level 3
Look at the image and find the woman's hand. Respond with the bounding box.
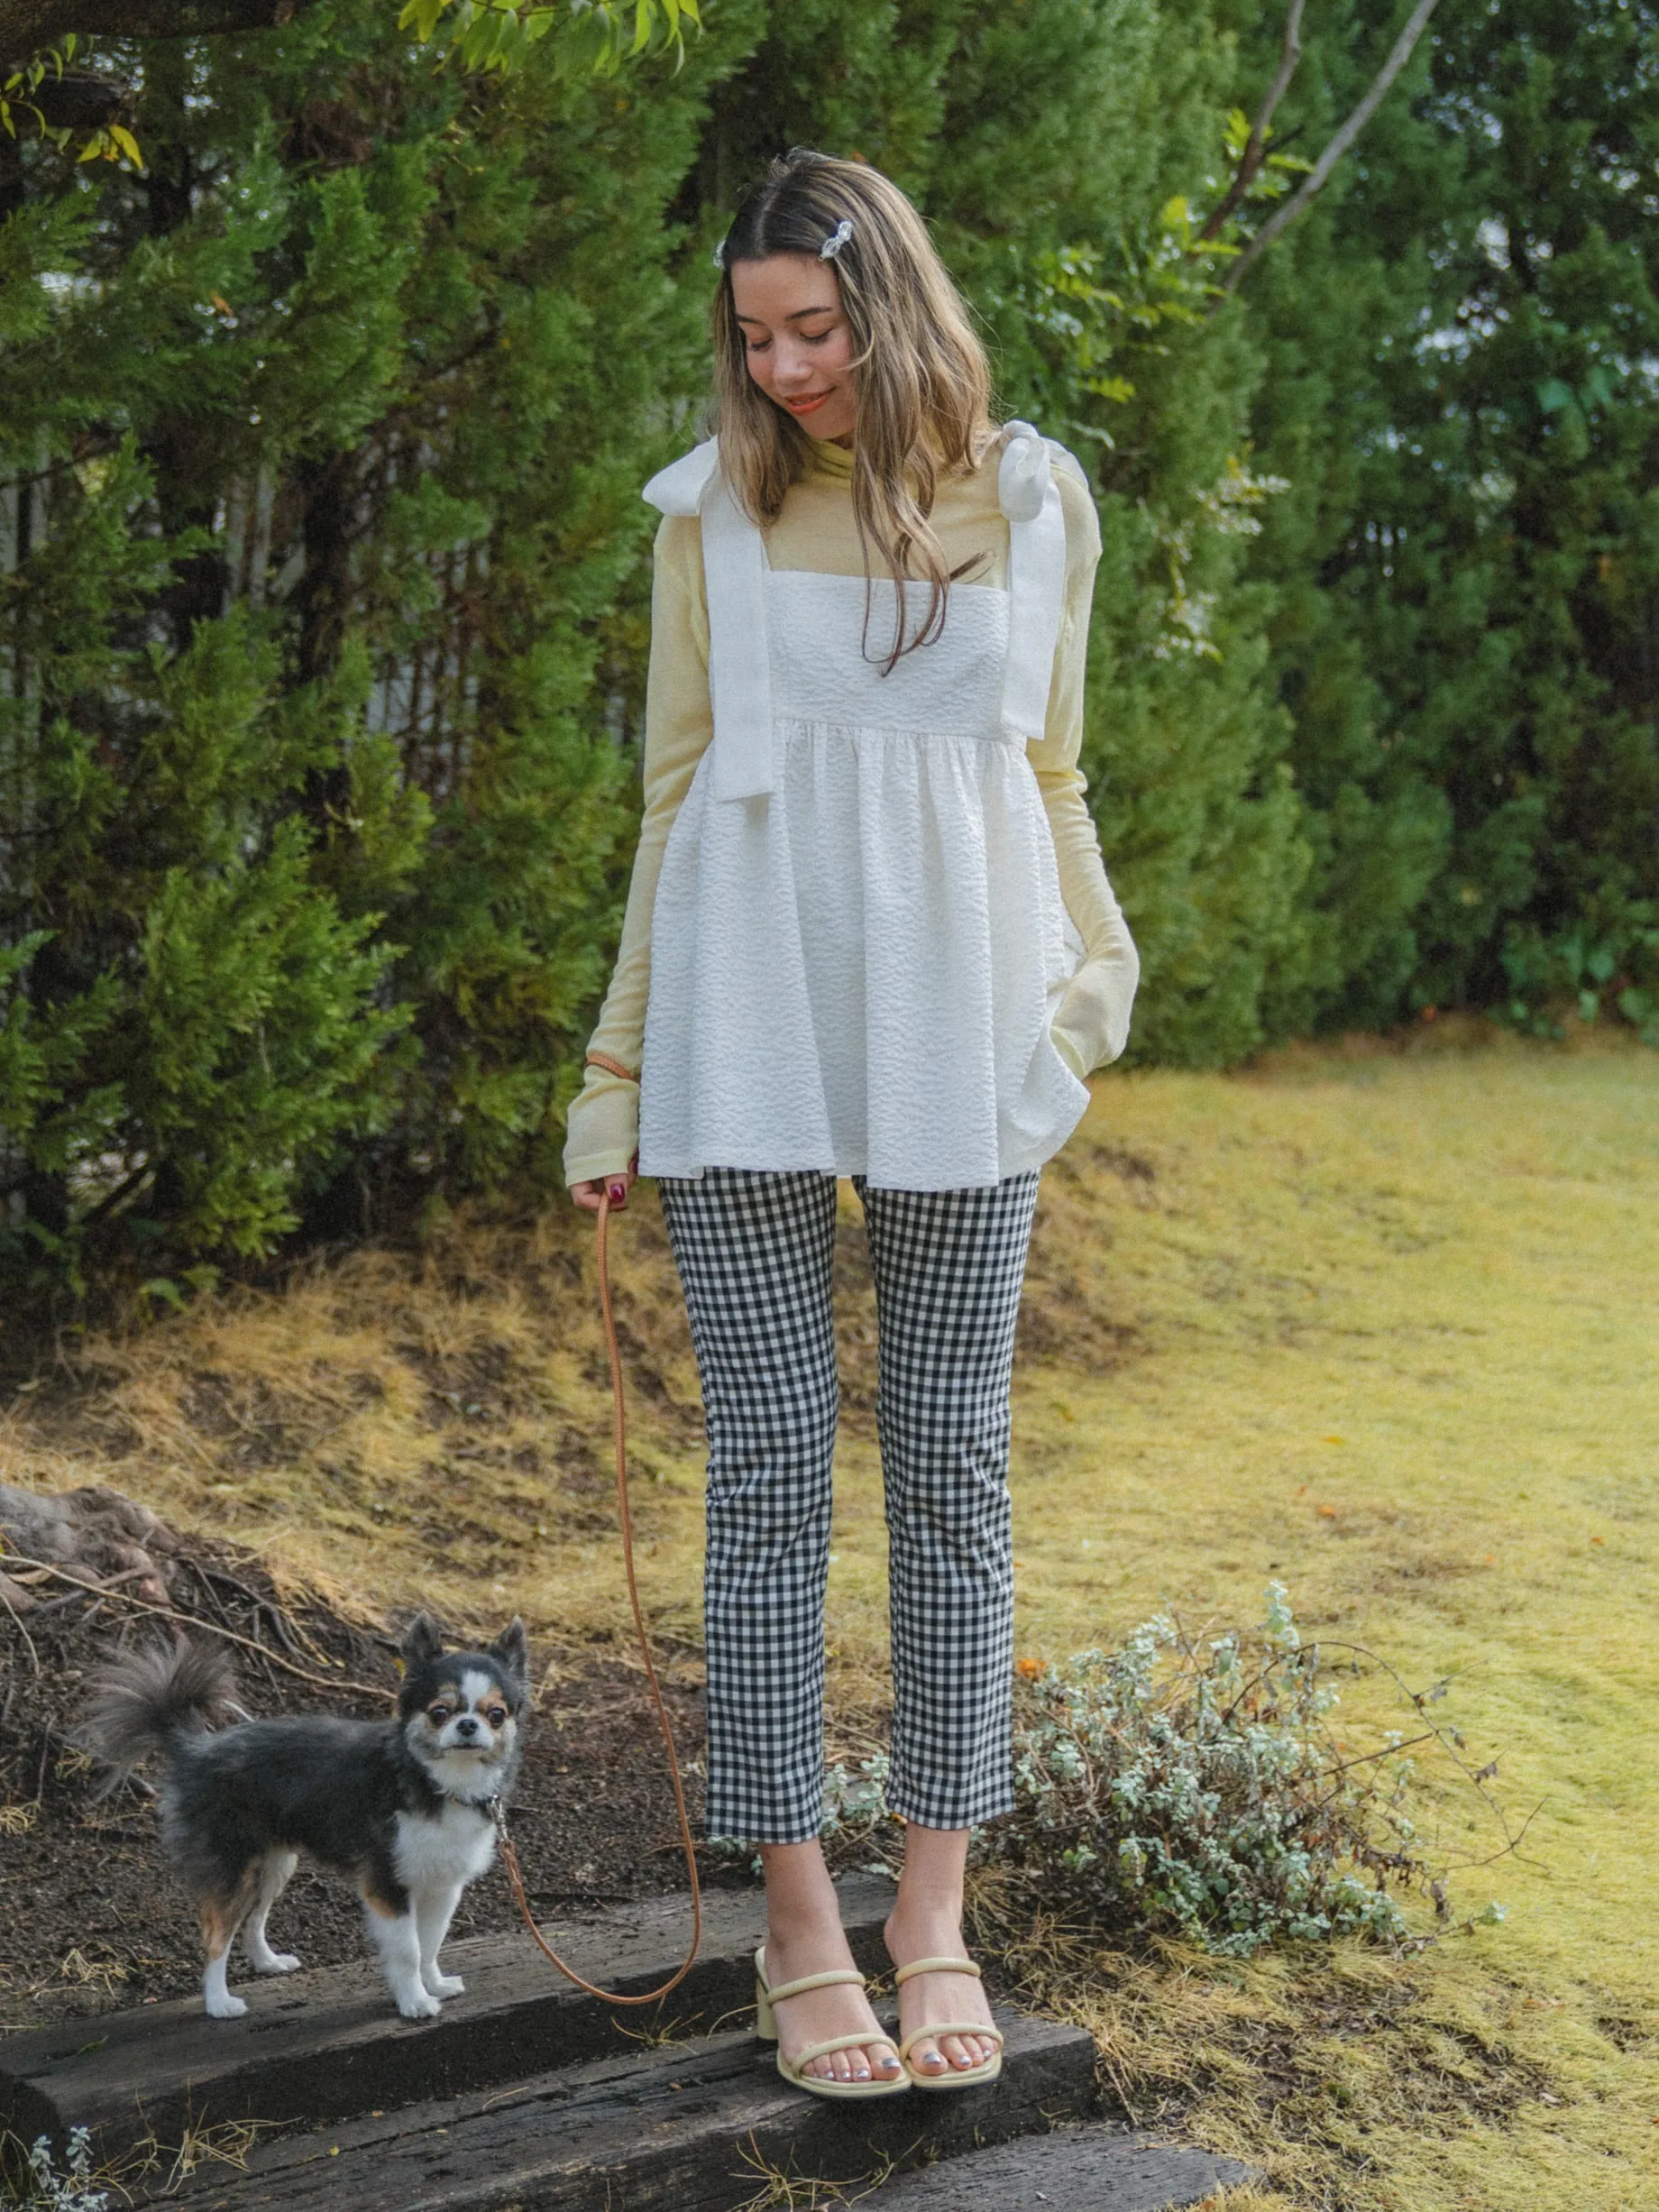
[571,1166,637,1214]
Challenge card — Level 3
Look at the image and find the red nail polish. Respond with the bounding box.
[607,1182,627,1205]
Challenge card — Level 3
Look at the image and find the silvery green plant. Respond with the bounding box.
[21,2130,109,2212]
[822,1585,1427,1957]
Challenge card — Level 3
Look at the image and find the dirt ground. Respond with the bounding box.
[0,1520,728,2025]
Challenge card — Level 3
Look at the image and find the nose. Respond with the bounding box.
[774,343,817,389]
[454,1714,479,1739]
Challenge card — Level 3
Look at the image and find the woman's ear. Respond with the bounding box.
[490,1617,529,1687]
[400,1613,445,1671]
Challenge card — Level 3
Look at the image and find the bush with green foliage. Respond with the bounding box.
[2,0,1654,1307]
[823,1588,1426,1956]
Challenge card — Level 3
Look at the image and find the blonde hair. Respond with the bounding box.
[710,148,997,673]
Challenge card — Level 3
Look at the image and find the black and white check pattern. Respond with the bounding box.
[658,1168,1040,1842]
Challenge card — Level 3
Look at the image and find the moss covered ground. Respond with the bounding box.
[3,1028,1654,2207]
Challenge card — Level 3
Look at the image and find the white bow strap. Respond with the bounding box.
[641,437,720,517]
[997,419,1068,740]
[643,436,775,801]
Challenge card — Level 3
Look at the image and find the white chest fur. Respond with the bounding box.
[392,1794,497,1894]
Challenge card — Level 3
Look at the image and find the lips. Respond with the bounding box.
[783,392,831,414]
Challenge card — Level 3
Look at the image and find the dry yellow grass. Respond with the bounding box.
[3,1023,1655,2208]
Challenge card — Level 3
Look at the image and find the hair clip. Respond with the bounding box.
[711,237,728,271]
[819,217,855,262]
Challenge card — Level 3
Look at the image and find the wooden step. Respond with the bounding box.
[155,2012,1099,2212]
[866,2122,1257,2207]
[2,1875,895,2162]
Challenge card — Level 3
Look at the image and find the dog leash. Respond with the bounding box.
[490,1184,703,2005]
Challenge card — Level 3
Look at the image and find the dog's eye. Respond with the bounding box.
[427,1705,454,1724]
[485,1706,508,1727]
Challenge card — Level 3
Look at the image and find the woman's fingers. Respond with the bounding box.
[570,1170,637,1213]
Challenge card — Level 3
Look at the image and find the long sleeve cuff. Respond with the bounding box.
[1051,943,1141,1075]
[1035,764,1140,1073]
[563,1068,639,1187]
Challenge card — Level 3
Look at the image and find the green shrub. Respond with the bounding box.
[825,1587,1431,1956]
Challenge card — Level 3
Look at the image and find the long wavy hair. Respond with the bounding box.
[710,149,997,673]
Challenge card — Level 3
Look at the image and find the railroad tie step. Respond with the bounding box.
[151,2013,1100,2212]
[864,2122,1259,2209]
[1,1874,896,2166]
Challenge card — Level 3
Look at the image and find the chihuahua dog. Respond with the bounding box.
[85,1614,527,2020]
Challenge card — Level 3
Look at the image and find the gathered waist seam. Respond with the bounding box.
[772,715,1022,749]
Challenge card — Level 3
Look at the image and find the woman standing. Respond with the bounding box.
[566,150,1138,2100]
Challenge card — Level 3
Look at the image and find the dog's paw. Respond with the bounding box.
[253,1951,302,1976]
[206,1992,249,2020]
[398,1989,442,2020]
[425,1972,465,2000]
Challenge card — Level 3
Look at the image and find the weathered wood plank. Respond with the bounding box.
[866,2124,1258,2208]
[154,2014,1099,2211]
[2,1875,895,2162]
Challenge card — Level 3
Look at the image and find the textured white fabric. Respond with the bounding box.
[998,423,1068,740]
[701,478,776,801]
[642,437,777,801]
[643,425,1073,801]
[639,555,1091,1191]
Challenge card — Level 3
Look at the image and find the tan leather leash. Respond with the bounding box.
[490,1183,703,2005]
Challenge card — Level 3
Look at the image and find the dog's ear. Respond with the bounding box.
[490,1617,529,1686]
[400,1614,445,1672]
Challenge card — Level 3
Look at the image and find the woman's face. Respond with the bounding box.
[730,253,857,445]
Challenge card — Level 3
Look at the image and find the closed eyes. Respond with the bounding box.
[747,332,833,353]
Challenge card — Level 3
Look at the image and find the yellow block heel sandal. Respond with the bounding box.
[894,1956,1004,2090]
[754,1946,908,2101]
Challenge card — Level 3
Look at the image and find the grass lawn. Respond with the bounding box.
[4,1028,1655,2208]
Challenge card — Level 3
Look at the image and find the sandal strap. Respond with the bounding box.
[788,2030,900,2072]
[898,2021,1005,2062]
[893,1956,982,1985]
[763,1966,868,2004]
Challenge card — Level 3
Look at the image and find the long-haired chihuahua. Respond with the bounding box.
[84,1614,527,2020]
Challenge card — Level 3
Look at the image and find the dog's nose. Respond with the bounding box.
[454,1715,479,1738]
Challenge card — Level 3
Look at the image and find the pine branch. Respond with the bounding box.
[1218,0,1445,298]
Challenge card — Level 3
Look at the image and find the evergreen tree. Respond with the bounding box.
[1233,0,1659,1037]
[0,0,724,1297]
[4,0,1652,1308]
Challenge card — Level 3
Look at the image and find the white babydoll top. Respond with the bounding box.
[563,422,1140,1190]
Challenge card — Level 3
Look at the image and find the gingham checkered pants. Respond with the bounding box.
[658,1168,1039,1842]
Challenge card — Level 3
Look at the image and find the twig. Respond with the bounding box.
[1309,1637,1534,1857]
[190,1557,372,1668]
[1438,1800,1546,1871]
[1196,0,1306,244]
[1219,0,1444,296]
[1317,1727,1440,1778]
[0,1576,41,1675]
[0,1555,388,1700]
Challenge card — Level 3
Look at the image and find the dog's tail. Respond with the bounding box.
[83,1636,242,1785]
